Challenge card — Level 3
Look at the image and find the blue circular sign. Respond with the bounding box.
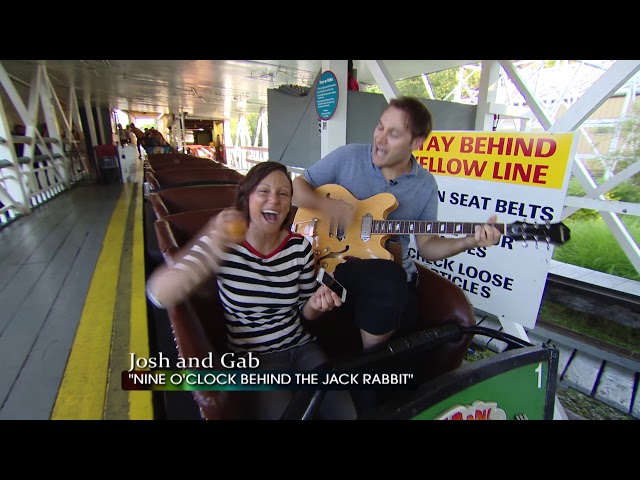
[315,70,339,120]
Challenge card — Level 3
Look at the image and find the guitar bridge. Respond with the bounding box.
[293,217,316,237]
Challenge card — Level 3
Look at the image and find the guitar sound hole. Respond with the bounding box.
[316,245,350,266]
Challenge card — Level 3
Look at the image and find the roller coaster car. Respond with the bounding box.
[166,266,479,420]
[145,167,244,191]
[145,158,226,172]
[147,185,238,219]
[146,152,204,164]
[154,210,558,420]
[155,212,474,419]
[283,324,560,420]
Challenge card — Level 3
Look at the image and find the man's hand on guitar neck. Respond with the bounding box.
[468,214,502,248]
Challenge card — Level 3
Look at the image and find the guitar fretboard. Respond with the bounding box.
[371,220,507,236]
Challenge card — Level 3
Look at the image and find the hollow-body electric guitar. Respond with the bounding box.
[292,184,571,273]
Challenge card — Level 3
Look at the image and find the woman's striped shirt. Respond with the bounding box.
[210,231,318,353]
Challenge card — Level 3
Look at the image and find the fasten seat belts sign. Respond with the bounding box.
[409,130,576,329]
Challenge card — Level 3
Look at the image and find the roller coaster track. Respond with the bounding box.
[472,273,640,419]
[544,273,640,331]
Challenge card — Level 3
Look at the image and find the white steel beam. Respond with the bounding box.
[474,60,501,131]
[319,60,348,158]
[83,91,98,149]
[499,60,554,129]
[551,61,640,274]
[563,196,640,216]
[37,65,69,187]
[0,62,32,212]
[549,61,640,133]
[363,60,400,102]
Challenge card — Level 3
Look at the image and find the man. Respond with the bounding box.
[129,123,145,159]
[292,96,502,350]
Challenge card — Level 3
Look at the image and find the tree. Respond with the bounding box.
[363,65,480,102]
[599,100,640,204]
[228,112,259,146]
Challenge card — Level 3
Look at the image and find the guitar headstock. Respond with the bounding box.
[505,221,571,246]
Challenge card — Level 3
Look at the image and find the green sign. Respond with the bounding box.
[371,345,559,420]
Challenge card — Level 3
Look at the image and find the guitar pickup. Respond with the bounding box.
[336,218,346,241]
[329,216,346,240]
[360,213,372,242]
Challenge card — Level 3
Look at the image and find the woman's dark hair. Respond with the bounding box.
[388,96,433,140]
[235,161,293,230]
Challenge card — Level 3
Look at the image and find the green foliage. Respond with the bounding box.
[564,178,600,221]
[363,65,478,102]
[552,216,640,281]
[138,122,156,132]
[247,113,260,145]
[539,301,640,353]
[363,84,382,94]
[396,78,428,98]
[608,179,640,204]
[229,117,237,143]
[593,100,640,185]
[428,69,462,101]
[617,102,640,158]
[566,176,586,197]
[228,112,260,146]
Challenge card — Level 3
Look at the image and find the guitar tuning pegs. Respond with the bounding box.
[520,218,530,247]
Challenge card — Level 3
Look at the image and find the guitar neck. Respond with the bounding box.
[371,220,506,236]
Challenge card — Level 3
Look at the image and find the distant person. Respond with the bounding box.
[117,123,128,146]
[215,134,226,164]
[348,60,360,91]
[129,123,145,159]
[149,127,168,146]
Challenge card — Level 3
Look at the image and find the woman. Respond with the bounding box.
[146,161,356,420]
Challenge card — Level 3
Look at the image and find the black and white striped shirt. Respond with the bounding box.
[211,232,318,353]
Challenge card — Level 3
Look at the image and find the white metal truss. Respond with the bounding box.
[442,60,640,421]
[253,107,268,148]
[231,113,252,172]
[452,60,640,276]
[0,62,91,225]
[0,88,30,220]
[546,62,640,274]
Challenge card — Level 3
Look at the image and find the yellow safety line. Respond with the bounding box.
[51,185,130,420]
[128,176,154,419]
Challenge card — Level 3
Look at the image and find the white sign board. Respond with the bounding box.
[118,145,138,183]
[409,131,576,329]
